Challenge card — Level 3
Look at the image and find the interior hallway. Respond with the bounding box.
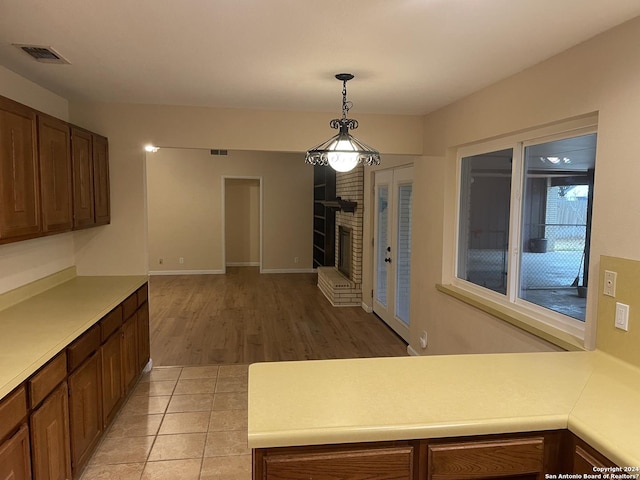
[149,267,408,366]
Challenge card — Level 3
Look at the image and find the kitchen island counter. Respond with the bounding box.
[248,350,640,468]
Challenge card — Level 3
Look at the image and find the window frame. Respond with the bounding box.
[451,120,598,343]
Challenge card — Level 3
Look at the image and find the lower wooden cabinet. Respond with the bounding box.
[571,434,617,473]
[425,436,545,480]
[30,382,72,480]
[254,442,415,480]
[253,432,582,480]
[68,351,103,474]
[101,331,123,428]
[0,423,32,480]
[122,312,139,393]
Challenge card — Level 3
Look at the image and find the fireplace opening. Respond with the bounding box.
[338,225,352,279]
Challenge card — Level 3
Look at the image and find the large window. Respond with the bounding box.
[456,129,597,329]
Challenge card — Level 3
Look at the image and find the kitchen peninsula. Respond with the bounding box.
[248,351,640,478]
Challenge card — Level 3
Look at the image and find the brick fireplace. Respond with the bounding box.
[317,166,364,307]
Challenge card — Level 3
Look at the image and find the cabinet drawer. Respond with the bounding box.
[427,437,544,480]
[100,305,123,341]
[0,386,27,442]
[122,292,138,320]
[137,283,148,306]
[29,351,67,407]
[67,324,100,372]
[258,444,414,480]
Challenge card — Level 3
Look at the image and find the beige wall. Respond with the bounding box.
[411,16,640,357]
[225,179,260,266]
[147,148,311,273]
[68,102,423,276]
[597,256,640,369]
[0,66,75,294]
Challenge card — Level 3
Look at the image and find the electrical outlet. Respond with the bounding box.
[179,257,184,265]
[159,258,163,265]
[419,331,428,349]
[294,257,299,264]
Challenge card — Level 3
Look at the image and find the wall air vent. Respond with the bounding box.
[14,44,70,64]
[210,149,228,156]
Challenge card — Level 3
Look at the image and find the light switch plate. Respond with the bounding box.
[615,302,629,331]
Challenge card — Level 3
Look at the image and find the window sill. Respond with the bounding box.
[435,284,586,352]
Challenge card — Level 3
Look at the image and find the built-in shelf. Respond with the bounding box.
[313,165,336,268]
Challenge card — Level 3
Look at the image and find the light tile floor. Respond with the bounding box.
[80,365,251,480]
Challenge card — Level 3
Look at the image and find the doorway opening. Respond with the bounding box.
[222,177,263,273]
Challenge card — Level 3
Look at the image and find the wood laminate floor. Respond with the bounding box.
[149,267,407,365]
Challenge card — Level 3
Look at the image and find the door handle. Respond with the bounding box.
[384,257,392,263]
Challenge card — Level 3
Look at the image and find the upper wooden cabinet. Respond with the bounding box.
[70,126,111,229]
[0,96,41,242]
[92,133,110,226]
[70,127,95,229]
[38,115,73,234]
[0,95,109,245]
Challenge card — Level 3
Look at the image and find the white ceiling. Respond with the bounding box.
[1,0,640,116]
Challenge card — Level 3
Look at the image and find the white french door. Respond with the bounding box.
[373,166,413,341]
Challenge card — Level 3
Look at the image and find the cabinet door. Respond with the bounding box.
[68,351,102,474]
[92,133,110,225]
[137,302,150,372]
[572,436,617,473]
[0,96,40,240]
[30,383,72,480]
[122,313,139,393]
[101,331,123,428]
[38,115,73,233]
[256,443,414,480]
[70,127,95,228]
[0,423,32,480]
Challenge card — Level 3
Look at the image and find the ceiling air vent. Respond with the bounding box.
[14,44,70,64]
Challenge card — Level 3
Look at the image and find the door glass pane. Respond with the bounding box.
[395,184,412,325]
[519,133,596,321]
[376,186,389,306]
[457,149,513,294]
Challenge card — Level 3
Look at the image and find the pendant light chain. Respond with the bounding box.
[341,79,353,120]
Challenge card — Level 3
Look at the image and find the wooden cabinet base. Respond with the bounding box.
[252,431,603,480]
[30,383,72,480]
[69,351,103,475]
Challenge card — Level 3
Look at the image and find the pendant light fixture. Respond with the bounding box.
[305,73,381,172]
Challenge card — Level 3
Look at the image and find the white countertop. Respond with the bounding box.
[248,350,640,467]
[0,275,148,399]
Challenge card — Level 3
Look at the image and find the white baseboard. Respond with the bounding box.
[226,262,260,267]
[148,269,225,275]
[261,268,316,274]
[361,302,373,313]
[407,345,420,356]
